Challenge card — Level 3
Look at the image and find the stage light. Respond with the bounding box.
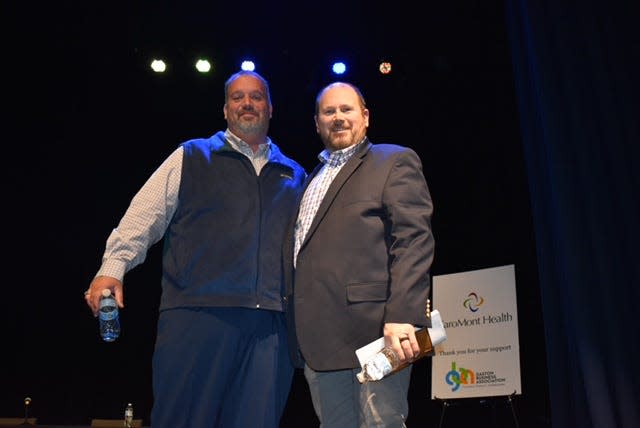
[332,62,347,75]
[150,59,167,73]
[241,61,255,71]
[379,61,392,74]
[195,59,211,73]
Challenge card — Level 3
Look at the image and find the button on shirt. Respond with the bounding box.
[293,141,364,266]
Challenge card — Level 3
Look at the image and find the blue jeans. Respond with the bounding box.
[304,363,412,428]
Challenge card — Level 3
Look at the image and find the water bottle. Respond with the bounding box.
[99,289,120,342]
[357,346,402,383]
[356,310,447,383]
[124,402,134,428]
[356,327,434,383]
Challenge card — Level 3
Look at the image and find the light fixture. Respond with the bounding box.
[150,59,167,73]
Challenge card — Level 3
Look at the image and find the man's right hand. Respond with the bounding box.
[84,276,124,317]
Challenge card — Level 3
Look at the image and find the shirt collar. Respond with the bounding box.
[225,129,271,158]
[318,138,366,167]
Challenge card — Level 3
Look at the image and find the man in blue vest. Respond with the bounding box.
[85,70,306,428]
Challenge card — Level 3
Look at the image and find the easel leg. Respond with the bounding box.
[508,392,520,428]
[438,400,449,428]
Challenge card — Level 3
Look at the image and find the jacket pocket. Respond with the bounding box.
[346,282,388,302]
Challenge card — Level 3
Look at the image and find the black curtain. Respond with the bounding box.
[505,1,639,427]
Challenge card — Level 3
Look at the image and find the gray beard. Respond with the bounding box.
[237,121,266,135]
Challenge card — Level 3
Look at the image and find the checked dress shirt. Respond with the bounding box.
[293,141,364,267]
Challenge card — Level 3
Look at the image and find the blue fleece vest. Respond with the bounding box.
[160,131,306,312]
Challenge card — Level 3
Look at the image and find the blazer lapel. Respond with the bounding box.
[300,141,372,250]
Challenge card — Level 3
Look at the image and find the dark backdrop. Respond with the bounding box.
[5,1,635,427]
[505,1,639,427]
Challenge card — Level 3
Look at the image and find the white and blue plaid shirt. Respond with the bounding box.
[293,140,365,266]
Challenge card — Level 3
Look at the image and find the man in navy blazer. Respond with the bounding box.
[285,82,435,427]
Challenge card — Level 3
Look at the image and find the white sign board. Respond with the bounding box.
[430,264,522,399]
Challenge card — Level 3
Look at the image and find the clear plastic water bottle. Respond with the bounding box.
[124,402,134,428]
[357,311,447,383]
[99,289,120,342]
[357,346,402,383]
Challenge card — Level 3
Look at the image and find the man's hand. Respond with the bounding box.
[84,276,124,317]
[383,322,419,362]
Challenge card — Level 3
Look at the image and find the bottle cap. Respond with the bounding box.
[101,289,112,297]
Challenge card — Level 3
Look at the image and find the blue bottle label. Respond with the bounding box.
[99,309,118,321]
[99,297,118,321]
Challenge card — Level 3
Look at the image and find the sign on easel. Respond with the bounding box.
[430,264,522,399]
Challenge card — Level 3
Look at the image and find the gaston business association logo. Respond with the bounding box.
[445,361,475,392]
[463,292,484,312]
[444,361,508,392]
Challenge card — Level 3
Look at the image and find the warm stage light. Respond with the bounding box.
[379,62,392,74]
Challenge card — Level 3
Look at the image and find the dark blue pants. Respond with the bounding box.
[151,307,294,428]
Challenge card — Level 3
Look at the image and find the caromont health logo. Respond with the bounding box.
[441,291,511,392]
[463,291,484,312]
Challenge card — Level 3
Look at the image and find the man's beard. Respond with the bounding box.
[326,131,357,151]
[237,119,267,135]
